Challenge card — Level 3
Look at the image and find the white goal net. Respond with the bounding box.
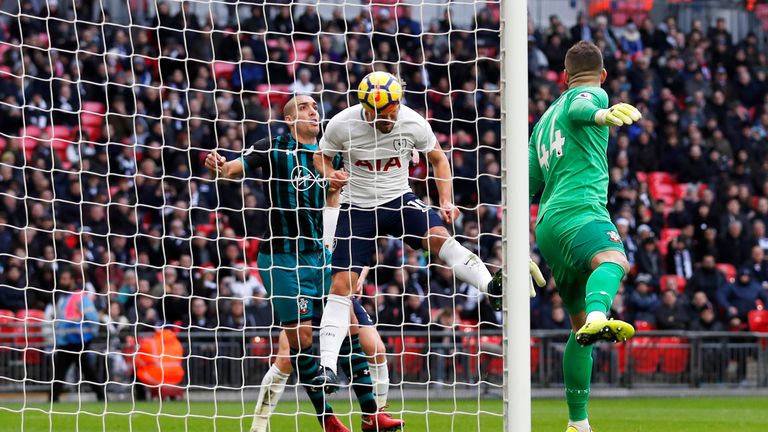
[0,0,505,430]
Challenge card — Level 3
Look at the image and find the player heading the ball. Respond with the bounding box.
[310,71,504,392]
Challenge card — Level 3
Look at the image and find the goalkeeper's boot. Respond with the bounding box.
[310,366,339,394]
[361,410,404,431]
[487,269,503,311]
[323,415,350,432]
[575,317,635,346]
[566,425,593,432]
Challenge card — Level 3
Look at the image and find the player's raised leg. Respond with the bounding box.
[575,250,635,346]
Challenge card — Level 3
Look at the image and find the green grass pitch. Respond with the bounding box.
[0,397,764,431]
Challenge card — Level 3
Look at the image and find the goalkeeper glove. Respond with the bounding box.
[594,103,642,127]
[529,258,546,298]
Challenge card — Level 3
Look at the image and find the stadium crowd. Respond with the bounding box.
[0,0,766,362]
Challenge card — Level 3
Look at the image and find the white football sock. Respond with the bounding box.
[319,294,352,373]
[250,364,289,432]
[323,206,340,251]
[368,359,389,408]
[586,311,607,324]
[438,238,493,292]
[568,418,591,432]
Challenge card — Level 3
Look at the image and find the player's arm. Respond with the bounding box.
[425,140,459,224]
[205,138,270,179]
[567,92,641,126]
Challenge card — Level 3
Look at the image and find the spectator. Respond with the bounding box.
[745,245,768,287]
[541,305,570,330]
[0,265,27,311]
[49,269,106,402]
[717,221,753,267]
[628,273,659,324]
[636,237,663,281]
[402,290,430,332]
[718,267,768,325]
[685,254,728,304]
[666,236,694,279]
[654,289,691,330]
[689,305,724,332]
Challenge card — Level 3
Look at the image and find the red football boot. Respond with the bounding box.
[360,410,404,431]
[323,415,350,432]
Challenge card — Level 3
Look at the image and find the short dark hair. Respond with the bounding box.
[564,41,604,77]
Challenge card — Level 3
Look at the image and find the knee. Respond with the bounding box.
[374,341,387,363]
[298,328,313,348]
[592,251,630,274]
[427,228,450,251]
[330,277,353,296]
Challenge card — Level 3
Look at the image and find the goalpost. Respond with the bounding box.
[0,0,528,430]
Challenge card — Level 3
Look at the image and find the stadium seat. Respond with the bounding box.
[212,61,236,81]
[661,228,681,243]
[748,309,768,333]
[530,337,541,373]
[716,263,737,283]
[530,204,539,224]
[658,337,689,375]
[81,101,106,114]
[629,336,660,375]
[648,171,676,186]
[16,309,46,365]
[256,84,292,111]
[659,274,686,294]
[634,320,655,331]
[635,171,648,183]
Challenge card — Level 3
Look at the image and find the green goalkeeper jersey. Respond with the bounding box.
[529,85,611,225]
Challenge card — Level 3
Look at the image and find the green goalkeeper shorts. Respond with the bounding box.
[535,212,626,315]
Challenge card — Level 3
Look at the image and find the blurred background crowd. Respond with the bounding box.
[0,0,766,353]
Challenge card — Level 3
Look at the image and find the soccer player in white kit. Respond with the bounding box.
[311,71,504,392]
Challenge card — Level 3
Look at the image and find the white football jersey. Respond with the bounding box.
[319,104,437,207]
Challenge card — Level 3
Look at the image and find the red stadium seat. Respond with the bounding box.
[17,309,46,364]
[635,171,648,183]
[661,228,681,242]
[630,336,660,374]
[658,337,689,375]
[748,309,768,333]
[256,84,292,111]
[530,337,541,373]
[716,263,737,283]
[82,101,106,114]
[530,204,539,224]
[659,274,686,294]
[212,61,236,81]
[634,320,655,331]
[648,171,676,186]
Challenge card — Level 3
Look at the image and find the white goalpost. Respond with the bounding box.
[0,0,520,430]
[501,0,531,430]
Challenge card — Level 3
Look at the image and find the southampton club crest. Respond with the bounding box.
[298,297,310,315]
[607,230,622,244]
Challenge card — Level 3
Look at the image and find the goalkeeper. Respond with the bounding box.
[205,95,400,432]
[529,41,639,432]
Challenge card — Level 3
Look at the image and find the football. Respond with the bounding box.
[357,71,402,113]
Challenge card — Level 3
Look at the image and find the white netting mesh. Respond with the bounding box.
[0,0,503,429]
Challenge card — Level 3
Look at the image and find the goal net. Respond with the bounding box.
[0,0,505,430]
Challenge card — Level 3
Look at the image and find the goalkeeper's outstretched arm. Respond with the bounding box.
[568,96,641,127]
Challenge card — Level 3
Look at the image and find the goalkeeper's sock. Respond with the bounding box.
[584,262,625,316]
[323,206,340,251]
[338,334,378,415]
[290,346,333,421]
[568,419,592,432]
[563,333,593,422]
[251,364,289,432]
[368,359,389,408]
[319,294,352,373]
[438,238,493,292]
